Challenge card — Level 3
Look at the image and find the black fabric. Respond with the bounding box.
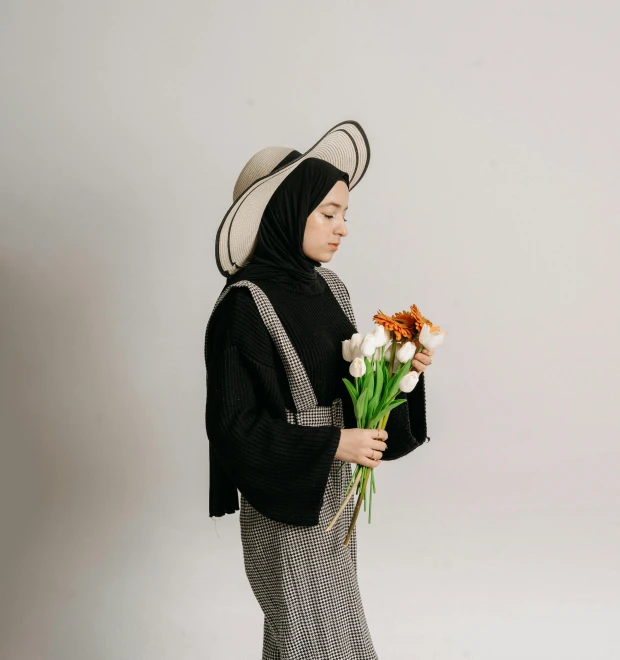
[225,157,350,294]
[205,277,429,525]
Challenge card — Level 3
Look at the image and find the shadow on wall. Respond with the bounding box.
[0,190,169,654]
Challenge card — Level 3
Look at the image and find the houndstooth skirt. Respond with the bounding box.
[240,397,379,660]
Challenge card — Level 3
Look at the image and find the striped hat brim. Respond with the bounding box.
[215,119,371,277]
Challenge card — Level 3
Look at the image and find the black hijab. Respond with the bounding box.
[225,157,350,293]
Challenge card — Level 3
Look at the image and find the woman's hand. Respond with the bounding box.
[336,428,388,468]
[411,347,434,373]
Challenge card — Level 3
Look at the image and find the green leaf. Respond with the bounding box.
[384,362,412,404]
[368,360,384,423]
[355,388,369,425]
[377,377,391,412]
[362,357,373,399]
[367,397,407,428]
[342,377,358,406]
[381,359,389,388]
[378,358,399,410]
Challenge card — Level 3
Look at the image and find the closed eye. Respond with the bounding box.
[323,214,348,222]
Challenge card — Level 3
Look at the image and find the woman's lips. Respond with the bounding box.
[328,243,339,250]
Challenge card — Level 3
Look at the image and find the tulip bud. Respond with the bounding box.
[359,334,377,357]
[398,370,420,393]
[349,357,366,378]
[419,324,447,351]
[349,333,363,359]
[373,345,383,362]
[360,333,377,358]
[342,339,353,362]
[396,341,415,364]
[371,325,391,347]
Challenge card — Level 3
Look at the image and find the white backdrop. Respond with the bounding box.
[1,1,619,658]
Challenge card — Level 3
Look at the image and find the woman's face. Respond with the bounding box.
[303,180,349,263]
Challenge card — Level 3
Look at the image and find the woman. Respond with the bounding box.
[204,120,433,659]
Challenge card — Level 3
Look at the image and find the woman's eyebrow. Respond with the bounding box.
[321,202,349,210]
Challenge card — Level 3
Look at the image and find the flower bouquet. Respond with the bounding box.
[325,304,447,545]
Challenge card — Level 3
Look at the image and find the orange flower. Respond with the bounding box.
[390,309,417,336]
[389,304,421,335]
[374,304,444,346]
[412,304,431,332]
[373,311,413,341]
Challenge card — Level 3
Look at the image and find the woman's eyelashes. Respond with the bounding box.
[323,214,348,222]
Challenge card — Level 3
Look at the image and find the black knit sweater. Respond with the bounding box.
[204,272,429,526]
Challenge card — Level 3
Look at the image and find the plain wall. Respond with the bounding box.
[1,1,619,658]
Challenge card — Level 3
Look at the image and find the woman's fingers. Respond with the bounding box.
[368,430,387,462]
[368,429,387,451]
[412,347,434,372]
[358,452,381,468]
[416,352,433,366]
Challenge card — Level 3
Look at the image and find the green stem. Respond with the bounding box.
[389,340,397,374]
[345,466,372,546]
[369,469,373,523]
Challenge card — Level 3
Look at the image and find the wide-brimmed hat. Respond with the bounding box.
[215,119,371,277]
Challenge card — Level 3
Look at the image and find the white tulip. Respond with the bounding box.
[342,339,353,362]
[418,324,447,351]
[349,333,364,359]
[360,333,377,358]
[371,325,391,347]
[396,341,415,364]
[373,345,383,362]
[349,357,366,378]
[398,370,420,393]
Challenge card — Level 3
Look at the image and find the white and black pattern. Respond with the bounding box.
[285,397,344,427]
[211,269,379,659]
[209,280,318,413]
[239,451,378,660]
[315,266,358,332]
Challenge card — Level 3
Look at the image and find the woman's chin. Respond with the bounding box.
[304,249,334,263]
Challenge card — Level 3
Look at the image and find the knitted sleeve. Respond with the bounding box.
[205,287,342,527]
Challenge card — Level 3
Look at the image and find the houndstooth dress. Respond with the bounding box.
[209,267,379,660]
